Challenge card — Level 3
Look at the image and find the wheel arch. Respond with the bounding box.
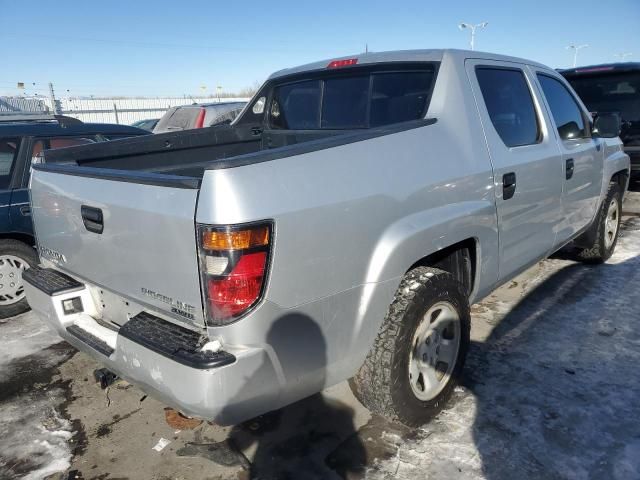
[406,238,478,299]
[0,232,36,247]
[361,200,497,304]
[348,203,497,379]
[611,168,630,193]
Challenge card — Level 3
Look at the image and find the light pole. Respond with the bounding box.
[458,22,488,51]
[614,52,633,61]
[566,44,589,68]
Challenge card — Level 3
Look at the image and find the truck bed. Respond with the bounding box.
[41,119,436,180]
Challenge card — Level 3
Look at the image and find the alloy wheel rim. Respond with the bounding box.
[0,255,29,305]
[408,301,461,401]
[604,199,619,250]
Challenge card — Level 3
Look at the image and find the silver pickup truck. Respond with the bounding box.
[24,49,629,427]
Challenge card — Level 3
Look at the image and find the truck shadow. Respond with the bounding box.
[223,313,366,479]
[465,219,640,478]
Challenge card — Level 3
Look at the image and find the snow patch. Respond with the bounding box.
[0,312,63,381]
[73,316,117,349]
[0,389,73,480]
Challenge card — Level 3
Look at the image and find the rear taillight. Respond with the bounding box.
[194,108,206,128]
[197,222,272,325]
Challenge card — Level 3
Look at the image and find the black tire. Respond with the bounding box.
[349,267,470,427]
[0,239,38,319]
[576,182,622,264]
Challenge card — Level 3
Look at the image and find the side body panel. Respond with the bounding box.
[464,59,564,281]
[0,188,12,235]
[531,68,604,243]
[8,187,31,235]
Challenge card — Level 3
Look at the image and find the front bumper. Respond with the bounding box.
[22,266,280,425]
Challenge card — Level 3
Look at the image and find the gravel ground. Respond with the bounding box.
[1,187,639,480]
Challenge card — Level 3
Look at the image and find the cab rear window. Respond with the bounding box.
[269,66,437,130]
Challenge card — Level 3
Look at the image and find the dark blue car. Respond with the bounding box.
[0,114,148,318]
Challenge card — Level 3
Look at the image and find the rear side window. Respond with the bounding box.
[31,137,96,160]
[269,67,436,130]
[370,72,434,127]
[538,74,587,140]
[476,67,540,147]
[271,80,321,129]
[204,104,246,127]
[0,137,20,188]
[155,107,199,132]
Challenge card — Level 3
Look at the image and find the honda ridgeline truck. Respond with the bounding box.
[23,50,629,427]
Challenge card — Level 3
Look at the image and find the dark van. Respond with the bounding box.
[562,63,640,176]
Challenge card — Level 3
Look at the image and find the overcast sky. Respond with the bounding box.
[1,0,638,97]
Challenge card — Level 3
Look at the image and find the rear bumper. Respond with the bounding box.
[22,267,279,425]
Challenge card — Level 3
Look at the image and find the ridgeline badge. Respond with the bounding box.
[140,287,196,319]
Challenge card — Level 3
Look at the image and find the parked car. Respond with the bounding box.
[24,50,629,427]
[0,114,148,318]
[152,102,247,133]
[562,63,640,176]
[131,118,159,131]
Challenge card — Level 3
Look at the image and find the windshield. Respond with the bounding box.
[567,72,640,122]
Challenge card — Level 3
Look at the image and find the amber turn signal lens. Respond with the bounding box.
[202,226,270,251]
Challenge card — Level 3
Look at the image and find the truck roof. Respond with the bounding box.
[268,49,550,80]
[560,62,640,77]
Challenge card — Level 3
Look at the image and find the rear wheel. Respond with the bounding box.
[0,240,38,319]
[349,267,470,427]
[576,182,622,263]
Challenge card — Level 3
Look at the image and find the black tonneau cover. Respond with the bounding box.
[40,118,437,181]
[42,124,255,167]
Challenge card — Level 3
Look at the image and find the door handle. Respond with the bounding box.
[81,205,104,234]
[251,127,263,136]
[19,205,31,216]
[566,158,574,180]
[503,172,516,200]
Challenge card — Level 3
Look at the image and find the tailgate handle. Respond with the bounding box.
[81,205,104,234]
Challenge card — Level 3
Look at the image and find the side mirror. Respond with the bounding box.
[593,112,622,138]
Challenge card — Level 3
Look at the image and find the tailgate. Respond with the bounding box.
[30,165,205,327]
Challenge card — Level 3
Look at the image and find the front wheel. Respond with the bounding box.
[0,239,38,319]
[576,182,622,264]
[349,267,470,427]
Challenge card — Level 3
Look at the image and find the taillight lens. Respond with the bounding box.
[194,108,206,128]
[198,222,272,325]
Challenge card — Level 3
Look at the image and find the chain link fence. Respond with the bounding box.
[0,96,250,125]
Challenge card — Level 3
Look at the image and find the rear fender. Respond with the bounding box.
[344,200,499,376]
